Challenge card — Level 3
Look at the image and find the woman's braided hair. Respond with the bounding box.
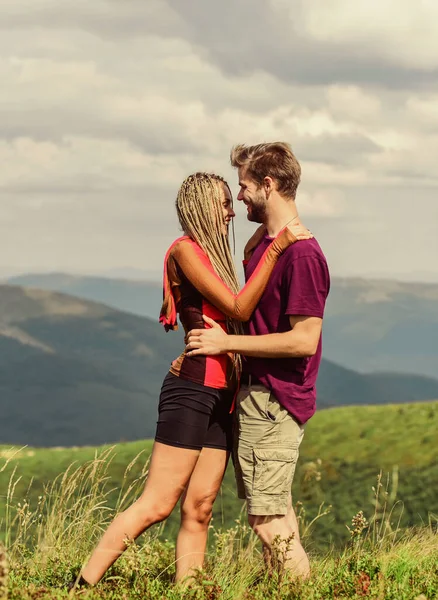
[176,172,243,374]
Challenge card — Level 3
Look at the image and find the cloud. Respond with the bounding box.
[4,0,438,89]
[166,0,438,89]
[296,189,345,217]
[1,0,186,40]
[0,0,437,283]
[301,0,438,71]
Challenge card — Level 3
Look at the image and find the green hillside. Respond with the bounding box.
[0,285,183,446]
[9,273,438,378]
[1,402,437,552]
[1,284,438,447]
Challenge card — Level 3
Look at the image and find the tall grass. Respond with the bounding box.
[2,447,437,599]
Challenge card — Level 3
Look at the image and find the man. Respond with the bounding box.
[185,142,330,578]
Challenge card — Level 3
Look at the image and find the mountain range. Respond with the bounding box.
[1,283,438,447]
[8,272,438,378]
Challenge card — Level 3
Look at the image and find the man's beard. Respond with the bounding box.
[246,189,267,223]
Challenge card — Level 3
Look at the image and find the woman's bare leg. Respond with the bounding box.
[81,442,200,585]
[175,448,229,583]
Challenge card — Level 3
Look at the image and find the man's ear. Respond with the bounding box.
[263,176,274,197]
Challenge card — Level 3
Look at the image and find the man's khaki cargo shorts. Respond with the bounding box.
[233,378,304,516]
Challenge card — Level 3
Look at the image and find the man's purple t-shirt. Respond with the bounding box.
[243,235,330,424]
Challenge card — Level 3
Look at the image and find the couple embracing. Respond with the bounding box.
[71,142,330,589]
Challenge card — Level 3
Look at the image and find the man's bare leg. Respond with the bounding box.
[285,494,302,543]
[248,512,310,579]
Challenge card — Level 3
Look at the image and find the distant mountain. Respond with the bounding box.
[317,360,438,407]
[9,273,438,378]
[8,273,163,323]
[323,277,438,378]
[1,284,438,447]
[0,285,183,447]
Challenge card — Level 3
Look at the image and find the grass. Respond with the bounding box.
[0,401,437,597]
[304,402,438,467]
[6,530,438,599]
[1,402,437,552]
[1,447,437,599]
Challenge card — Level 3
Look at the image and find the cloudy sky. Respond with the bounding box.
[1,0,438,283]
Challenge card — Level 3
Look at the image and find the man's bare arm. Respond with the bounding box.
[185,314,322,359]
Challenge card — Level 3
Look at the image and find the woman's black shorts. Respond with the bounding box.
[155,372,234,451]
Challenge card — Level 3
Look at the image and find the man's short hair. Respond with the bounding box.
[230,142,301,199]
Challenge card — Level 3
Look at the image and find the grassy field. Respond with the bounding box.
[2,525,438,599]
[1,401,437,550]
[0,446,437,599]
[0,402,437,598]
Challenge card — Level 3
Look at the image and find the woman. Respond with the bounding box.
[72,172,309,589]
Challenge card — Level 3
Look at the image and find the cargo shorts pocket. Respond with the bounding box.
[252,448,298,496]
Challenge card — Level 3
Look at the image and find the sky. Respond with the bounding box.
[1,0,438,283]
